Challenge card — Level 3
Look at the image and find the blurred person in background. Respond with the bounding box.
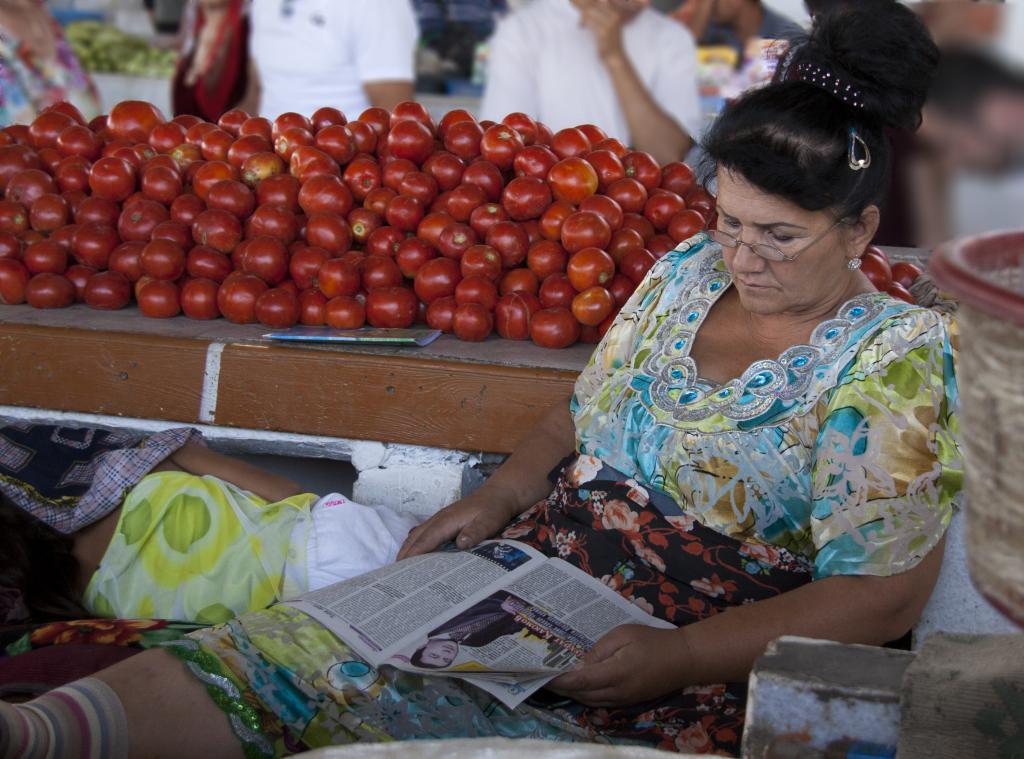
[672,0,802,58]
[242,0,419,120]
[414,0,507,83]
[0,0,99,126]
[921,47,1024,175]
[172,0,250,122]
[480,0,701,166]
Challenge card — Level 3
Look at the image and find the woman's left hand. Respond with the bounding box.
[547,624,691,707]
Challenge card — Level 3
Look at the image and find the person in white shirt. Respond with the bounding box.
[480,0,701,164]
[244,0,419,120]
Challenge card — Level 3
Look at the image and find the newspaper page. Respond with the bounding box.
[287,540,674,708]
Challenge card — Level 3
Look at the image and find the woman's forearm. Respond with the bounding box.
[476,395,577,516]
[674,542,945,686]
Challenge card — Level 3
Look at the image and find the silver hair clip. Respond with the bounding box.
[848,128,871,171]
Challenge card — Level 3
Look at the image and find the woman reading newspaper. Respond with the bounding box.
[0,3,959,757]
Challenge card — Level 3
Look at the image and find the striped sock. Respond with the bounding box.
[0,678,128,759]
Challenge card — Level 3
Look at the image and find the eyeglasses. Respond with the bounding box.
[708,219,845,262]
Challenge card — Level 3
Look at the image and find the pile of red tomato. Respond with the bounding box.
[0,99,917,348]
[859,246,921,304]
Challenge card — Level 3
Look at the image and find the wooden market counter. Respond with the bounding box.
[0,305,591,455]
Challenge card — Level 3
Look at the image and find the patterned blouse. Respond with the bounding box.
[0,17,100,127]
[572,234,962,580]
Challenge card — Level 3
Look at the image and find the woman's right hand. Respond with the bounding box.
[397,490,519,560]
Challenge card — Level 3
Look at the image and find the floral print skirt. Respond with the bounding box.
[163,456,813,757]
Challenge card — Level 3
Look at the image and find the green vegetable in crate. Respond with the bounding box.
[66,21,177,78]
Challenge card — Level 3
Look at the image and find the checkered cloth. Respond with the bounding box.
[0,424,204,534]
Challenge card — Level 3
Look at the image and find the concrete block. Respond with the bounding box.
[742,637,913,758]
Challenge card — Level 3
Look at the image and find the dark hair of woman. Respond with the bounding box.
[701,0,939,221]
[0,493,87,623]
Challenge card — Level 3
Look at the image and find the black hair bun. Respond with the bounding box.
[799,1,939,130]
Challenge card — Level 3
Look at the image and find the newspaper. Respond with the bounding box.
[286,539,674,708]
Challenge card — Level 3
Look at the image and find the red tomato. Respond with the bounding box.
[289,146,338,181]
[241,235,289,284]
[179,277,221,319]
[85,157,134,202]
[84,270,131,310]
[461,161,504,202]
[501,176,552,221]
[438,223,478,260]
[577,124,607,146]
[606,178,649,216]
[480,125,524,171]
[186,245,232,282]
[365,286,417,328]
[298,289,327,325]
[619,248,657,285]
[494,291,541,340]
[343,156,382,201]
[891,261,923,289]
[361,255,403,290]
[578,195,623,233]
[315,125,356,165]
[468,202,510,239]
[107,241,145,282]
[193,208,243,253]
[499,267,539,296]
[608,272,636,306]
[325,295,366,328]
[255,173,301,211]
[623,151,661,191]
[54,156,90,193]
[886,282,916,304]
[550,128,591,159]
[572,285,614,326]
[660,162,697,197]
[287,245,327,289]
[414,257,461,303]
[140,165,183,205]
[166,193,204,226]
[347,207,382,245]
[318,258,361,298]
[530,307,580,349]
[64,263,92,301]
[460,244,502,282]
[306,212,353,253]
[56,124,102,160]
[0,258,30,304]
[241,151,286,187]
[585,150,626,191]
[417,211,455,249]
[647,234,676,258]
[502,112,538,146]
[567,247,615,291]
[200,127,234,162]
[485,220,529,268]
[667,209,706,244]
[539,272,576,309]
[255,287,299,327]
[422,151,466,192]
[28,194,68,233]
[644,191,686,231]
[148,122,188,154]
[624,213,657,243]
[299,175,353,217]
[527,240,569,279]
[547,158,598,205]
[398,171,439,207]
[365,225,405,257]
[0,145,42,193]
[513,145,558,179]
[438,109,475,140]
[135,278,179,318]
[207,180,256,220]
[446,183,487,223]
[0,230,21,260]
[425,295,457,332]
[107,100,165,143]
[607,228,645,263]
[25,272,74,308]
[6,169,57,206]
[117,199,168,242]
[274,126,314,161]
[560,211,612,254]
[23,240,67,275]
[443,121,483,161]
[28,111,74,151]
[217,273,267,323]
[141,239,186,281]
[395,237,436,279]
[385,195,424,233]
[386,120,434,165]
[455,275,499,310]
[452,302,493,341]
[859,249,892,291]
[364,186,397,216]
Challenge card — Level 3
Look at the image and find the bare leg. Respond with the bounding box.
[94,649,244,759]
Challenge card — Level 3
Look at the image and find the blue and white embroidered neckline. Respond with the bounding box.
[639,242,892,423]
